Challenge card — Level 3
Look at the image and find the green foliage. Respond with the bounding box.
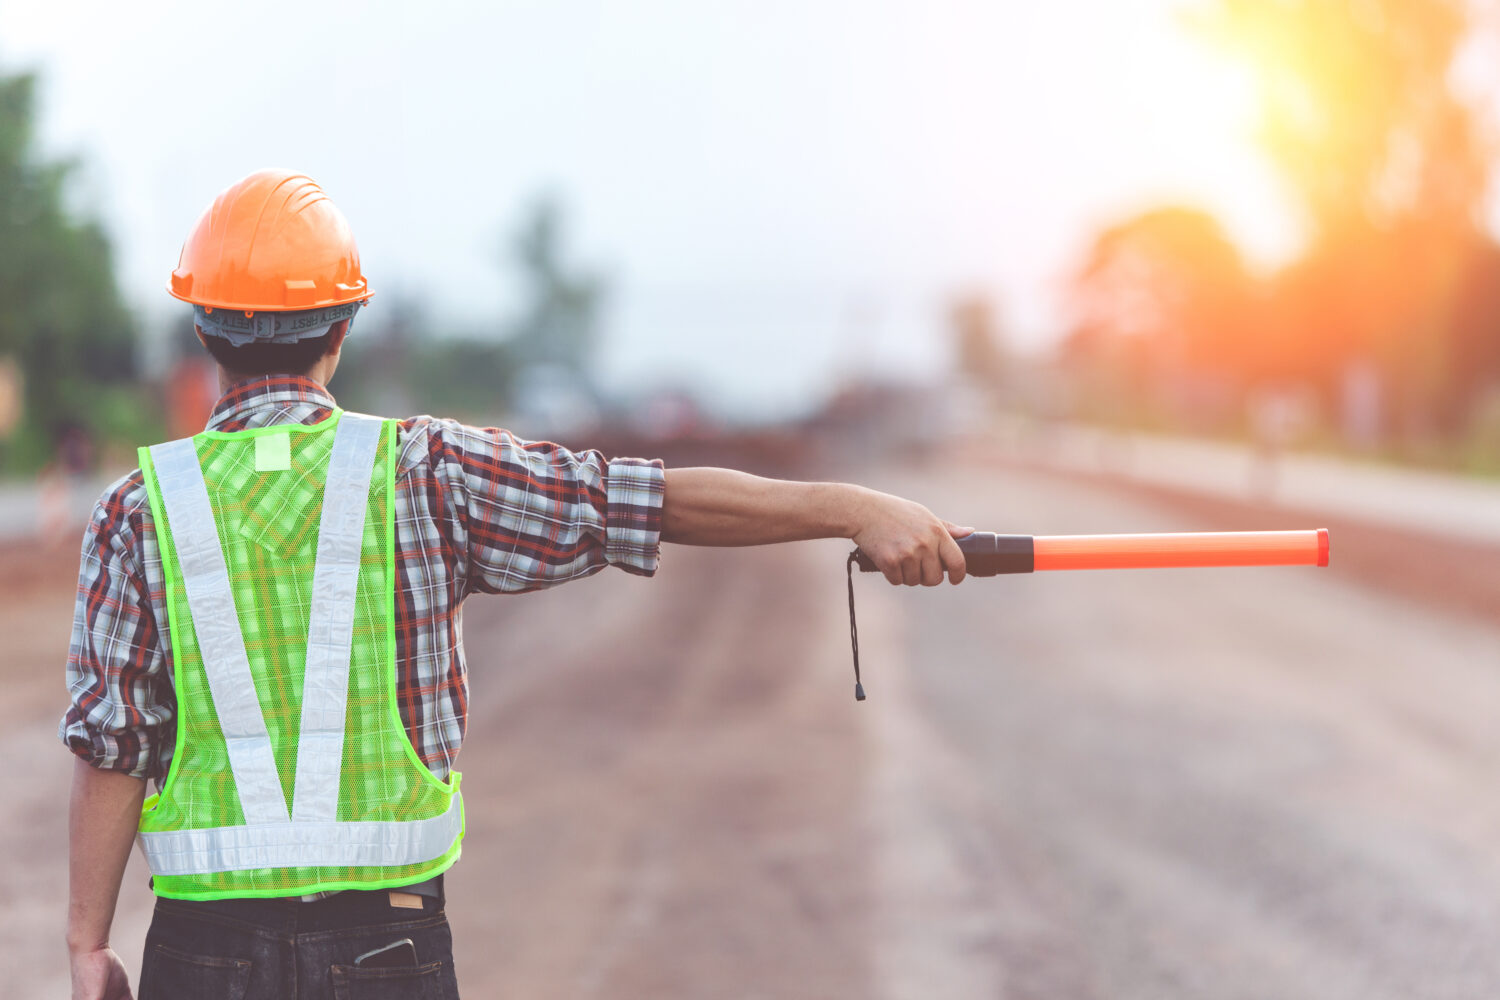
[0,68,136,469]
[408,338,516,419]
[334,197,603,425]
[86,384,166,457]
[503,197,606,377]
[331,303,517,424]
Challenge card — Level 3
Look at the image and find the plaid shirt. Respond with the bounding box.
[59,375,665,785]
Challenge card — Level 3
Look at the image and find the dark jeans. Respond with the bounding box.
[138,878,460,999]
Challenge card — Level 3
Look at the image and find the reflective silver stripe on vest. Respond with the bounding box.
[139,789,463,875]
[149,439,291,827]
[291,413,382,824]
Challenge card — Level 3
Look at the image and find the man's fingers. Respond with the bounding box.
[941,519,970,584]
[921,552,943,586]
[939,529,967,585]
[900,556,921,586]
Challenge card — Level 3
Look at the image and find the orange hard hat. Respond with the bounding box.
[167,168,370,313]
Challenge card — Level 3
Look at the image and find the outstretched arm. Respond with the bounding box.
[661,467,969,585]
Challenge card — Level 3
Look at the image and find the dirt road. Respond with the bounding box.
[9,454,1500,998]
[857,459,1500,999]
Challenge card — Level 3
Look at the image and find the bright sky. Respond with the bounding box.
[3,0,1303,418]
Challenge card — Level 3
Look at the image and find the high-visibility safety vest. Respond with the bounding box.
[135,410,463,900]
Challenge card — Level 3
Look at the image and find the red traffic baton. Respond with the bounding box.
[845,529,1330,699]
[853,528,1330,576]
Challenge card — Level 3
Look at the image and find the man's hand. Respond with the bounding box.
[849,489,971,586]
[70,945,132,1000]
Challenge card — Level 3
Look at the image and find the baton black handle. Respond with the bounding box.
[852,532,1034,577]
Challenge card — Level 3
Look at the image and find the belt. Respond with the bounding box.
[303,873,445,904]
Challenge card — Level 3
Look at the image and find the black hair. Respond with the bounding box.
[199,326,338,376]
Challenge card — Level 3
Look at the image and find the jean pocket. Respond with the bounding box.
[330,960,457,1000]
[142,942,252,1000]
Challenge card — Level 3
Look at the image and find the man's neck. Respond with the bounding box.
[216,368,329,395]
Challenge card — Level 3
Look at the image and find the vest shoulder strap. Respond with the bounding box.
[292,412,383,822]
[148,437,291,826]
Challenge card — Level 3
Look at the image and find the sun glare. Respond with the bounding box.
[1119,12,1302,270]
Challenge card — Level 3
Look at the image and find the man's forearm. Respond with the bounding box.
[660,467,871,546]
[67,759,146,953]
[659,467,970,586]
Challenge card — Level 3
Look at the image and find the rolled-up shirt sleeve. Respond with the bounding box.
[603,457,668,571]
[405,417,664,597]
[58,477,175,781]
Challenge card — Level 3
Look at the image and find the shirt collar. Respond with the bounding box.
[205,375,339,433]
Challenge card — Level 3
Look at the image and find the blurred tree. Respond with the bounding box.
[334,298,517,424]
[0,68,136,469]
[1065,206,1255,427]
[1444,237,1500,427]
[503,197,606,378]
[1071,207,1252,368]
[1189,0,1493,438]
[328,201,607,427]
[1191,0,1485,236]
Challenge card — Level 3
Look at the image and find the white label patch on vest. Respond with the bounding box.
[255,433,292,472]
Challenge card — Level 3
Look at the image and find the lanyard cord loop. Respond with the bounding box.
[846,551,865,701]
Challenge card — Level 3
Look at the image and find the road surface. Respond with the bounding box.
[8,452,1500,998]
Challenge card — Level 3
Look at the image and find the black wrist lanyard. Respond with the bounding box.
[846,552,865,701]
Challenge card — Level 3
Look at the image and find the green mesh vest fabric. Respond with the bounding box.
[136,410,462,900]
